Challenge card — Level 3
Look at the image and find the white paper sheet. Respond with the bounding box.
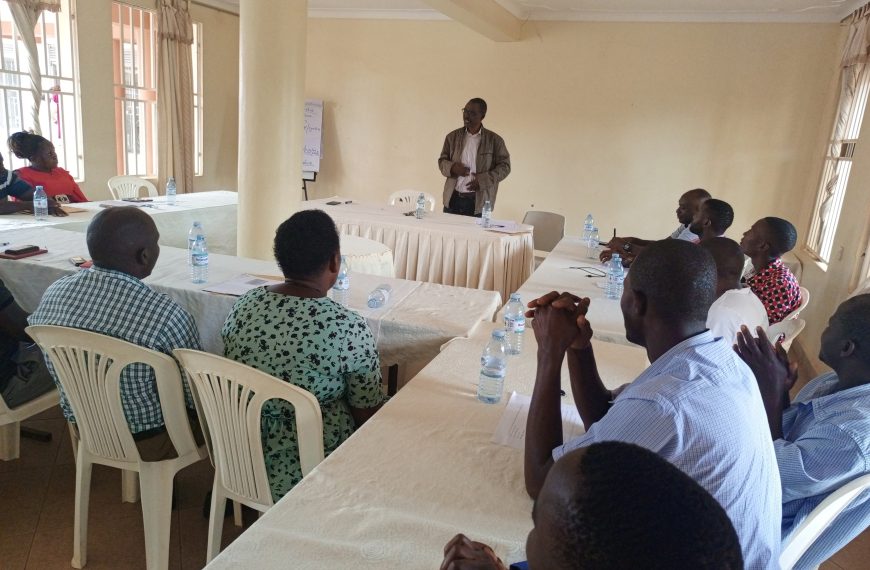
[492,391,585,450]
[203,273,283,296]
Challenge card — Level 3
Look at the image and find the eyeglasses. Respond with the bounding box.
[569,266,606,277]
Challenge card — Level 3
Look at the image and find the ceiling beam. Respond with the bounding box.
[423,0,522,42]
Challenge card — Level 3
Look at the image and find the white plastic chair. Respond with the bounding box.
[780,473,870,569]
[0,383,59,460]
[766,318,806,352]
[173,349,325,564]
[522,211,566,267]
[26,325,206,570]
[388,190,436,211]
[783,286,810,321]
[107,175,158,200]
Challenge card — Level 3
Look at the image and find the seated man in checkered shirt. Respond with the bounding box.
[29,207,203,460]
[735,294,870,567]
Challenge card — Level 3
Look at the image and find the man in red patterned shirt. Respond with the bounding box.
[740,217,802,324]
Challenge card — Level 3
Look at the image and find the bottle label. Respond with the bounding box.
[192,253,208,267]
[335,277,349,291]
[504,316,525,333]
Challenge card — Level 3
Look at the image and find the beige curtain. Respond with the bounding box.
[157,0,194,195]
[812,5,870,251]
[4,0,61,135]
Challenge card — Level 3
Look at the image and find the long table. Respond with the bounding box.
[207,324,648,569]
[0,191,395,277]
[301,197,535,301]
[0,227,500,371]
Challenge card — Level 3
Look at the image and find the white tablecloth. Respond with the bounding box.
[207,323,648,569]
[0,227,499,369]
[301,198,535,302]
[512,236,630,345]
[0,191,395,278]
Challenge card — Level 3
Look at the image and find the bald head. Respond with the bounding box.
[526,442,743,569]
[677,188,711,225]
[86,207,160,278]
[700,237,745,297]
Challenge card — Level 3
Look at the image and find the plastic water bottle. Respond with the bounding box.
[503,293,526,355]
[605,254,624,300]
[33,185,48,220]
[583,213,594,244]
[332,255,350,306]
[190,235,208,284]
[478,329,508,404]
[586,227,599,259]
[187,221,204,266]
[481,200,493,228]
[166,177,176,206]
[415,193,426,219]
[367,284,393,308]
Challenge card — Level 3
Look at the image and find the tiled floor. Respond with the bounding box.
[0,406,256,570]
[2,405,869,569]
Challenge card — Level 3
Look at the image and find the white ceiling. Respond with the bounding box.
[206,0,865,23]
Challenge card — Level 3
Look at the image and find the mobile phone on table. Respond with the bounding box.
[69,256,88,266]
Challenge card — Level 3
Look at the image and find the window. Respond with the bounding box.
[0,0,82,179]
[112,3,157,177]
[192,21,201,176]
[112,3,202,178]
[806,68,870,263]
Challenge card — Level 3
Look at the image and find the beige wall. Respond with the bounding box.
[75,0,239,200]
[305,20,840,241]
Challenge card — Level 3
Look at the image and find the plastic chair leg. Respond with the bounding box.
[139,463,175,570]
[0,421,20,460]
[72,453,93,569]
[206,483,227,564]
[122,469,140,503]
[233,501,242,527]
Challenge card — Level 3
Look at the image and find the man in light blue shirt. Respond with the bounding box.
[736,294,870,567]
[525,239,781,569]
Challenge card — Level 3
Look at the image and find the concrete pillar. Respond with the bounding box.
[237,0,307,259]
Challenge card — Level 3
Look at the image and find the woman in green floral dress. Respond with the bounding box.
[222,210,387,501]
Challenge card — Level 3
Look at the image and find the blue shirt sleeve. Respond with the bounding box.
[1,174,33,199]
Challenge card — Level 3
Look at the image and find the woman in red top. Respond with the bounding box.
[8,131,89,203]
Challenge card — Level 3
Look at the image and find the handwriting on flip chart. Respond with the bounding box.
[492,392,585,450]
[303,99,323,174]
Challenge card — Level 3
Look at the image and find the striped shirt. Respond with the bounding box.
[554,331,782,569]
[779,373,870,567]
[670,223,700,243]
[28,266,201,433]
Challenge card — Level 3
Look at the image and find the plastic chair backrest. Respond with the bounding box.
[25,325,199,464]
[173,349,325,509]
[783,286,811,321]
[780,473,870,569]
[388,190,436,211]
[522,211,566,252]
[107,176,158,200]
[766,318,806,351]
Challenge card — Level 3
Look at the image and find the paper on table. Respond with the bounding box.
[492,391,585,450]
[486,221,531,234]
[203,273,282,296]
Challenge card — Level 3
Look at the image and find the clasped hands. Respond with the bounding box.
[527,291,594,355]
[450,162,480,192]
[734,325,798,404]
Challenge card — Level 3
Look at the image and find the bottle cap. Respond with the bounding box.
[492,329,506,339]
[510,293,521,301]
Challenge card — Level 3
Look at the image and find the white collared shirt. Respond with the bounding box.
[455,129,481,193]
[706,287,769,342]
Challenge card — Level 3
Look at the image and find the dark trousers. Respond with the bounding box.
[443,191,481,217]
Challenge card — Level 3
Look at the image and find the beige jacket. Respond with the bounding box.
[438,126,511,214]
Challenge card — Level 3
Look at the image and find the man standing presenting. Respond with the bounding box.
[438,98,511,217]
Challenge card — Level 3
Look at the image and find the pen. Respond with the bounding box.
[613,228,616,239]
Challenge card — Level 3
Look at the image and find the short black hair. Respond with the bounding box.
[468,97,487,116]
[629,239,716,322]
[273,210,340,279]
[836,294,870,363]
[8,131,49,161]
[703,199,734,235]
[553,442,743,569]
[760,217,797,256]
[700,237,745,281]
[685,188,712,201]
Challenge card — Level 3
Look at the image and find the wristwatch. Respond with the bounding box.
[622,243,632,253]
